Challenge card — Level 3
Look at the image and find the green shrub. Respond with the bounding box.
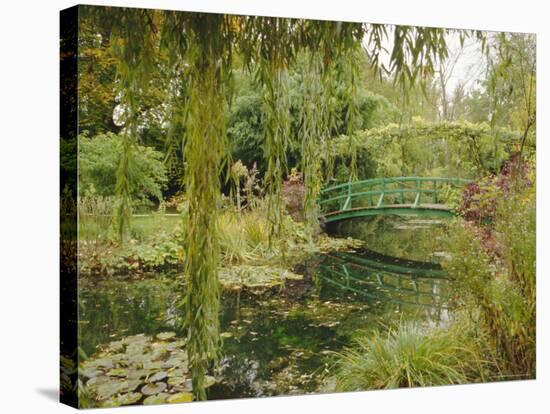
[443,175,535,378]
[79,132,168,208]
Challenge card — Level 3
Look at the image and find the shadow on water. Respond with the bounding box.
[79,216,455,399]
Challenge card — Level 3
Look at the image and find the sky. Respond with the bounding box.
[372,26,488,95]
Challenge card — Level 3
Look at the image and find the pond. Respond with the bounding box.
[79,216,455,400]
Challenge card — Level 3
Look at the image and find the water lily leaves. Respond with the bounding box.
[166,339,186,351]
[117,392,142,405]
[143,393,169,405]
[101,391,142,407]
[106,339,125,353]
[106,368,128,377]
[167,392,194,403]
[156,332,176,341]
[126,343,147,356]
[123,334,150,345]
[141,382,167,395]
[150,347,168,361]
[165,358,188,372]
[143,361,164,370]
[218,265,303,288]
[82,358,113,370]
[167,368,185,377]
[86,375,110,388]
[167,376,186,386]
[95,380,129,400]
[80,368,102,379]
[148,371,168,382]
[80,333,200,406]
[220,332,233,338]
[127,379,142,392]
[126,369,148,380]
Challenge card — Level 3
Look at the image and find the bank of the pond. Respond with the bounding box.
[78,210,365,283]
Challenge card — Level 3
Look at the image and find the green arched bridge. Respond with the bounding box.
[320,176,470,223]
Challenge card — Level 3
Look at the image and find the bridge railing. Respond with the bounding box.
[320,176,471,214]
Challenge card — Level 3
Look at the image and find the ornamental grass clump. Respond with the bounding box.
[333,321,484,390]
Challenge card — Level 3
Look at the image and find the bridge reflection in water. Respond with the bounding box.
[316,248,452,318]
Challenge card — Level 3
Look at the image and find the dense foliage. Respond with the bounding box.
[443,160,535,378]
[326,119,520,182]
[79,133,168,208]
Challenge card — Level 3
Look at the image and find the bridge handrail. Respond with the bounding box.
[321,176,472,195]
[320,187,441,205]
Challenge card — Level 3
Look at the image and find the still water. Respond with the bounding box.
[79,216,454,398]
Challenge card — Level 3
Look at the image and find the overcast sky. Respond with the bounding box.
[372,26,488,95]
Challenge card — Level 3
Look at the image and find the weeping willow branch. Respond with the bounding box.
[248,18,295,245]
[110,8,157,242]
[343,47,362,181]
[299,52,327,240]
[178,14,232,401]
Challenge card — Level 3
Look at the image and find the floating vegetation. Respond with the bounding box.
[79,333,217,407]
[219,265,303,289]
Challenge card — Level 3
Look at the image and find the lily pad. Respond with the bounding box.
[150,348,168,361]
[95,380,129,400]
[80,368,102,379]
[156,332,176,341]
[166,340,186,351]
[117,392,142,405]
[123,334,150,345]
[82,358,114,370]
[143,393,169,405]
[143,361,164,370]
[167,376,186,386]
[127,379,142,392]
[167,368,186,377]
[126,369,148,380]
[86,375,110,388]
[141,382,167,395]
[106,340,125,353]
[165,359,188,372]
[167,392,194,403]
[106,368,128,377]
[101,391,142,407]
[148,371,168,382]
[170,378,193,392]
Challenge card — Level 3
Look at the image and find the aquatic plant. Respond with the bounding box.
[332,320,484,390]
[79,333,216,407]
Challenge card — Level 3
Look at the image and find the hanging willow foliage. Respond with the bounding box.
[299,51,331,240]
[108,8,157,241]
[240,17,296,245]
[175,14,233,401]
[297,21,363,237]
[342,46,362,181]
